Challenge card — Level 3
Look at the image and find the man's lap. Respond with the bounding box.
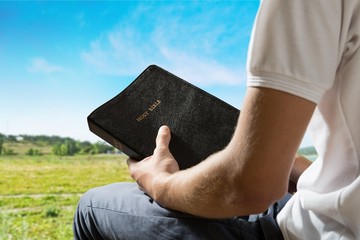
[73,182,288,240]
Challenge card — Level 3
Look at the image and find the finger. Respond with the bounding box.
[156,125,171,149]
[126,158,146,192]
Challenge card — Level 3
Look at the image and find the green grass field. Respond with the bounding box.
[0,145,317,240]
[0,153,131,240]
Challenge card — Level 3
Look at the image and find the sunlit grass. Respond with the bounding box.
[0,154,131,239]
[0,148,317,239]
[3,142,53,155]
[0,154,131,195]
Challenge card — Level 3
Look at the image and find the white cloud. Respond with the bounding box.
[81,29,150,77]
[28,57,64,73]
[81,3,253,86]
[158,47,246,86]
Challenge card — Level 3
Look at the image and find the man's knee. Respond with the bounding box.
[73,188,102,240]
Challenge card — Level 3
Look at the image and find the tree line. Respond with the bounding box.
[0,133,116,156]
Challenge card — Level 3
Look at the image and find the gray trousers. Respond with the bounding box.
[73,182,291,240]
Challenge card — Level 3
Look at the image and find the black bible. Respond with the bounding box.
[87,65,240,169]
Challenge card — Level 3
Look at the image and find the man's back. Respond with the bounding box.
[275,1,360,239]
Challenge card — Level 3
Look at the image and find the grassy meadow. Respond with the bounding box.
[0,151,131,240]
[0,139,317,240]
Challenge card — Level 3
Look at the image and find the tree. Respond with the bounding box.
[0,134,4,155]
[53,143,60,156]
[64,139,78,156]
[91,142,114,154]
[26,148,42,156]
[52,139,80,156]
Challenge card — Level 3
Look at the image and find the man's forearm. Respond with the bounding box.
[154,148,272,218]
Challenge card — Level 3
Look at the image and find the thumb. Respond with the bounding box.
[155,125,171,150]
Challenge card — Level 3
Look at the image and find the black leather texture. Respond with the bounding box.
[88,65,240,169]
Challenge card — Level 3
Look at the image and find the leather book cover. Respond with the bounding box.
[87,65,240,169]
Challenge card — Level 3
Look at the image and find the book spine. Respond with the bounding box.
[87,118,143,160]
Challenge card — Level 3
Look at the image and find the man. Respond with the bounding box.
[74,1,360,239]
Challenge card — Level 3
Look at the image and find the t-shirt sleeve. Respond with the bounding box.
[247,0,342,104]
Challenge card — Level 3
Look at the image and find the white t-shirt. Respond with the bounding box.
[247,1,360,239]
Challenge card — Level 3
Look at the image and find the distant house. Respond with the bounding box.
[16,136,24,142]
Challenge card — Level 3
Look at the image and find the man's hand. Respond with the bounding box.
[127,125,180,199]
[288,154,312,193]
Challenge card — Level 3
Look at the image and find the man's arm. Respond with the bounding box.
[128,87,316,218]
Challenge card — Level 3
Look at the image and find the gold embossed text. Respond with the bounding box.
[136,100,161,122]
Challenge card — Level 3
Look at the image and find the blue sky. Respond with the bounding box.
[0,1,312,147]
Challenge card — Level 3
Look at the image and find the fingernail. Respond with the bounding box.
[159,125,168,133]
